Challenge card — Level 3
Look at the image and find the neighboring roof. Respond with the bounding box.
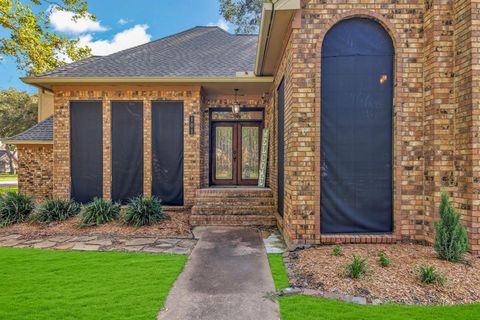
[1,117,53,144]
[33,27,257,78]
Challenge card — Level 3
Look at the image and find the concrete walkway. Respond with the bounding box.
[157,227,279,320]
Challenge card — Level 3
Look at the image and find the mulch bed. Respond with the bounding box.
[288,244,480,305]
[0,210,192,239]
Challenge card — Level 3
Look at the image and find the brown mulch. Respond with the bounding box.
[0,211,192,239]
[288,244,480,305]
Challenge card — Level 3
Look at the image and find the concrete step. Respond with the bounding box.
[191,205,274,216]
[190,214,276,226]
[195,188,273,199]
[194,197,274,206]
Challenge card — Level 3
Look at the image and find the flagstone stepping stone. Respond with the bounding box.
[122,245,145,252]
[48,236,72,242]
[54,243,75,250]
[176,239,196,248]
[71,243,100,251]
[87,239,113,246]
[0,234,22,241]
[23,239,44,244]
[33,241,57,249]
[142,247,166,253]
[164,247,191,255]
[158,238,180,245]
[154,243,174,249]
[69,236,98,242]
[125,238,157,246]
[0,239,23,247]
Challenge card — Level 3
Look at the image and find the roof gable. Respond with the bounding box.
[35,27,258,78]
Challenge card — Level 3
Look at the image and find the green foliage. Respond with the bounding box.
[33,198,80,223]
[0,248,186,320]
[344,255,367,279]
[219,0,263,34]
[0,89,37,138]
[434,192,469,262]
[0,0,92,74]
[80,198,120,226]
[332,245,342,256]
[417,265,445,285]
[377,250,391,267]
[267,254,290,290]
[123,196,166,227]
[0,191,34,226]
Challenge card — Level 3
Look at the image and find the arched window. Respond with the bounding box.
[320,18,394,233]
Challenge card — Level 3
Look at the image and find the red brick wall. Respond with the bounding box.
[268,0,479,254]
[17,144,53,200]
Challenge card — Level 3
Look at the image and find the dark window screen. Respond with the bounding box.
[320,18,393,233]
[70,101,103,203]
[151,101,184,205]
[277,79,285,216]
[111,101,144,204]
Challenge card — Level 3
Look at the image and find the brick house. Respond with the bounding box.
[3,0,480,254]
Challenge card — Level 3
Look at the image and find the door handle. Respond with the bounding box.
[233,150,237,160]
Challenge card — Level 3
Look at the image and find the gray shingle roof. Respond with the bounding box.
[4,117,53,142]
[35,27,258,78]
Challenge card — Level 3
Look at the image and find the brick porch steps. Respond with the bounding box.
[190,187,276,226]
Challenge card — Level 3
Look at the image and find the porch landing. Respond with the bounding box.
[190,187,276,226]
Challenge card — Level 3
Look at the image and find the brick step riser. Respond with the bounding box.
[191,207,274,216]
[190,215,276,226]
[194,198,275,206]
[195,191,273,198]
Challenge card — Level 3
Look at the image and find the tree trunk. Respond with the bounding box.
[4,145,17,174]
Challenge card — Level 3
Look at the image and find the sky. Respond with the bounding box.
[0,0,232,93]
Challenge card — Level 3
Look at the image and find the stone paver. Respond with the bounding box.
[0,234,196,255]
[157,227,279,320]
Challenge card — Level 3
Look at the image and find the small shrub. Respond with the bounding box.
[377,250,391,267]
[345,255,368,279]
[124,196,166,227]
[81,198,120,226]
[332,245,342,256]
[434,192,469,262]
[417,265,445,285]
[33,198,81,223]
[0,192,35,226]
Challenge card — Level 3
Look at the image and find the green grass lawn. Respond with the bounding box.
[0,174,17,182]
[0,186,18,194]
[0,248,186,320]
[268,253,480,320]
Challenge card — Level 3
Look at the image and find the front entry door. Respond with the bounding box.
[211,122,261,185]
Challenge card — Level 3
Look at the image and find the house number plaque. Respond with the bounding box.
[258,128,270,188]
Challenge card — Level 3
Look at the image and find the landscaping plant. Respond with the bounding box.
[332,245,342,256]
[434,192,469,262]
[124,196,166,227]
[345,255,367,279]
[81,198,121,226]
[418,265,445,285]
[33,198,81,223]
[0,192,34,226]
[377,250,391,267]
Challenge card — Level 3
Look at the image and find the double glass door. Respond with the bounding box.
[211,121,262,185]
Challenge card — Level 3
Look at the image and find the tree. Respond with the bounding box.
[434,192,469,262]
[0,0,93,74]
[0,89,38,173]
[219,0,264,34]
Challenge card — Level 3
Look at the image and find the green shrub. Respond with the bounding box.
[417,265,445,285]
[377,250,391,267]
[332,245,342,256]
[344,255,367,279]
[434,192,469,262]
[33,198,81,223]
[0,192,35,226]
[123,196,166,227]
[81,198,120,226]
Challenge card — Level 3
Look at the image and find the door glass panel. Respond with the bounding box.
[215,126,233,180]
[241,126,259,180]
